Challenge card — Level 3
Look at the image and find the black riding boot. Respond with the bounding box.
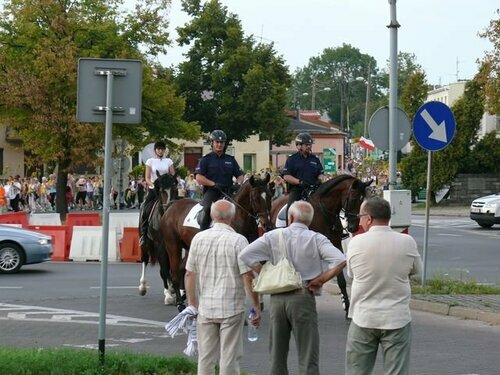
[199,206,211,231]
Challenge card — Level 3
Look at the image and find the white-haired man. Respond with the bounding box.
[239,200,346,375]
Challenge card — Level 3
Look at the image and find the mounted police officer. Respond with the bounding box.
[282,132,325,224]
[195,130,244,230]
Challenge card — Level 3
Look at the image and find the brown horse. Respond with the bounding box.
[138,173,177,301]
[270,174,371,317]
[161,174,274,311]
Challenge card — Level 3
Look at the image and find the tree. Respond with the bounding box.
[175,0,290,145]
[462,131,500,174]
[479,9,500,115]
[293,44,381,132]
[0,0,198,215]
[432,74,485,194]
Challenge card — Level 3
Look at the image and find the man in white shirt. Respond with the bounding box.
[345,196,422,375]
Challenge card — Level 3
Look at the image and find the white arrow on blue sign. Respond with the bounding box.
[413,101,456,151]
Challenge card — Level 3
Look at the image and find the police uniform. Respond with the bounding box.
[282,152,324,220]
[195,151,243,229]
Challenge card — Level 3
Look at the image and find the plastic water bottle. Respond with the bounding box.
[247,307,258,342]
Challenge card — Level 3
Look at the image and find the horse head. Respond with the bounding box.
[313,175,372,234]
[154,172,177,210]
[235,173,274,233]
[342,178,373,233]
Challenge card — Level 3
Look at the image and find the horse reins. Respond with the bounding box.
[217,187,271,229]
[316,177,359,237]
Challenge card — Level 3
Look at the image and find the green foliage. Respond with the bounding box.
[0,347,197,375]
[479,9,500,115]
[412,279,500,295]
[401,71,429,121]
[130,164,146,178]
[431,76,485,192]
[0,0,198,214]
[293,44,380,130]
[461,131,500,173]
[176,0,290,145]
[399,71,429,197]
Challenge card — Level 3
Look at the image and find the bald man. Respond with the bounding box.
[185,200,260,375]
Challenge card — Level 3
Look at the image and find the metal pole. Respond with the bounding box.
[421,150,432,286]
[98,71,114,364]
[388,0,400,190]
[363,62,371,139]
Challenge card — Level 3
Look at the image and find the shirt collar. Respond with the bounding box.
[288,222,309,230]
[367,225,392,232]
[212,222,236,232]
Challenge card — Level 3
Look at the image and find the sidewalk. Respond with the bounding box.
[325,283,500,326]
[411,203,470,217]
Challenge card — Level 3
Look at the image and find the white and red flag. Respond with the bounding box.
[359,136,376,151]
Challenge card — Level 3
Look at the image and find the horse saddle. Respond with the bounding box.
[183,203,208,229]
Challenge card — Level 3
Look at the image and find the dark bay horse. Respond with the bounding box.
[138,173,177,301]
[161,174,273,311]
[270,174,371,317]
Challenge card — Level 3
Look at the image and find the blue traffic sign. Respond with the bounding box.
[413,101,456,151]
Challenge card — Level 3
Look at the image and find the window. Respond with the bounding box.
[243,153,256,173]
[496,116,500,133]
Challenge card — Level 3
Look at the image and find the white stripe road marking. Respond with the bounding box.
[437,233,462,237]
[0,303,165,327]
[0,286,23,289]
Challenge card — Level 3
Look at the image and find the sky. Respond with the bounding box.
[159,0,498,86]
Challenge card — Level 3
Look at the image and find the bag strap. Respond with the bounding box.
[278,229,289,260]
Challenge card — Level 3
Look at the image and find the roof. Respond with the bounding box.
[287,114,347,137]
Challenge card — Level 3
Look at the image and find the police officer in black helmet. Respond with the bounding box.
[282,132,325,223]
[195,130,244,230]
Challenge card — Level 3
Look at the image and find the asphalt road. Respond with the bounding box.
[409,215,500,284]
[2,258,500,374]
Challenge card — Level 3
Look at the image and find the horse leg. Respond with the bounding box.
[167,242,186,312]
[337,271,350,319]
[138,262,147,296]
[158,244,175,305]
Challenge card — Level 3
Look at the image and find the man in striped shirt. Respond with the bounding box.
[185,200,260,375]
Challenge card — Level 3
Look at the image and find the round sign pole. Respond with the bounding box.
[413,101,456,287]
[422,150,432,286]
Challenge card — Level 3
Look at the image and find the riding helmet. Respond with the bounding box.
[295,132,314,145]
[210,129,227,142]
[154,140,166,149]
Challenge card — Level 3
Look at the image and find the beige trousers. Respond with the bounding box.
[197,312,245,375]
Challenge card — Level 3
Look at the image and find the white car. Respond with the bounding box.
[470,193,500,228]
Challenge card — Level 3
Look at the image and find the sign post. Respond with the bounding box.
[77,58,142,363]
[413,101,456,286]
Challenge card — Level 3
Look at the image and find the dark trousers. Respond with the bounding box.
[140,188,157,241]
[200,188,224,230]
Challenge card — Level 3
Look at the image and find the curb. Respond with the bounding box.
[324,282,500,326]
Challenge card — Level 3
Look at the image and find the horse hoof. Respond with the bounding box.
[139,288,147,296]
[164,293,176,305]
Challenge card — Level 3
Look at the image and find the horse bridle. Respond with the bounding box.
[317,178,361,237]
[218,186,272,229]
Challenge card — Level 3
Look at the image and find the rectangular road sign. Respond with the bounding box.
[77,58,142,124]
